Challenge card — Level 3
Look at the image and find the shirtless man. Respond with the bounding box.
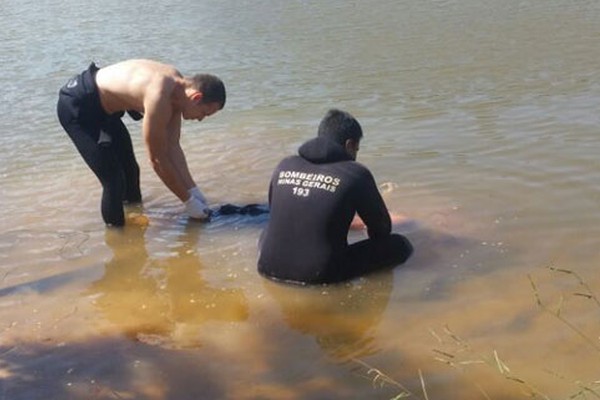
[57,59,226,226]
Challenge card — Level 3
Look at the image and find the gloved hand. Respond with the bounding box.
[188,186,207,204]
[184,196,211,220]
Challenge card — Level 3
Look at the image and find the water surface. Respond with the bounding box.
[1,0,600,398]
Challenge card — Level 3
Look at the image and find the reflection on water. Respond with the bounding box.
[90,225,249,347]
[264,271,393,363]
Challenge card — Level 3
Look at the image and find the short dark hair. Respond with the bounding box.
[191,74,226,109]
[317,109,362,145]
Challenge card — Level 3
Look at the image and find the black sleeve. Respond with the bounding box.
[268,179,273,205]
[267,164,280,205]
[354,169,391,239]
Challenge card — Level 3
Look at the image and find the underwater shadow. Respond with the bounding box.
[395,216,503,301]
[0,335,227,400]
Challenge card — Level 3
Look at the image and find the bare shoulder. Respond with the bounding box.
[95,59,182,113]
[136,59,182,77]
[98,59,181,86]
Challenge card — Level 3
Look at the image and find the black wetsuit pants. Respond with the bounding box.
[57,63,141,226]
[259,232,413,285]
[339,233,413,283]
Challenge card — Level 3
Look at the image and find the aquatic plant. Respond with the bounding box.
[352,265,600,399]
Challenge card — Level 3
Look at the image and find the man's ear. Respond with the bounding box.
[190,91,204,103]
[345,138,359,159]
[345,138,359,153]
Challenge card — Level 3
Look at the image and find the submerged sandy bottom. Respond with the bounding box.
[1,201,598,400]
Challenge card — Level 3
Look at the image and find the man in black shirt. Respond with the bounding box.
[258,109,413,284]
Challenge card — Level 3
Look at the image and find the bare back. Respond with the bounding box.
[95,59,183,115]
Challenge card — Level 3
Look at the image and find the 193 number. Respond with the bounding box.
[292,187,310,197]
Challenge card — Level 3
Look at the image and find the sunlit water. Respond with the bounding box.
[1,0,599,399]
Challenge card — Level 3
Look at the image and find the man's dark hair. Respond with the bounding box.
[191,74,226,109]
[317,109,363,145]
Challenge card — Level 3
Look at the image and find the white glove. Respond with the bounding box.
[188,186,207,204]
[184,196,210,220]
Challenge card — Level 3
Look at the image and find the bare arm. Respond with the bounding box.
[142,77,190,202]
[168,118,197,191]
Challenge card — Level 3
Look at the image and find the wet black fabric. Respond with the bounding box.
[57,63,141,226]
[215,203,269,216]
[258,137,412,284]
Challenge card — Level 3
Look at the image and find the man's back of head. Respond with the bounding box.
[317,109,363,146]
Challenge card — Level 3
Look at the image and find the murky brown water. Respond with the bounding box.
[1,0,600,398]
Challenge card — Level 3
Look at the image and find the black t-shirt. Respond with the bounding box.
[258,136,391,283]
